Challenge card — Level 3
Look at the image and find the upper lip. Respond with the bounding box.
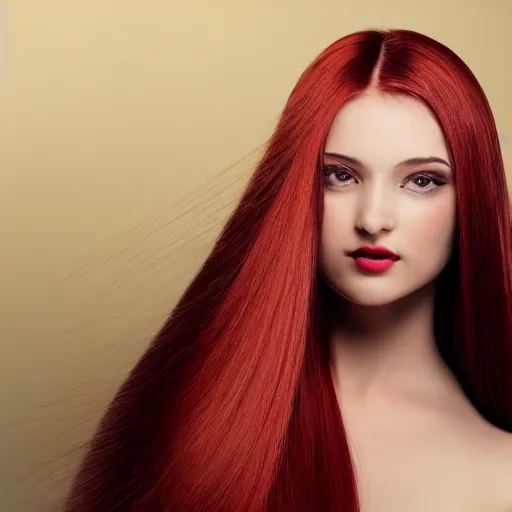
[348,246,400,260]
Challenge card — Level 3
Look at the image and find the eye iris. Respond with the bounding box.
[336,171,351,182]
[415,176,431,187]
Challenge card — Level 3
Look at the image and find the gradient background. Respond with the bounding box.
[1,1,510,510]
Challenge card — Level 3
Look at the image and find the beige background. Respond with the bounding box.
[1,1,510,510]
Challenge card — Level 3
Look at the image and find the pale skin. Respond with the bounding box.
[319,90,512,511]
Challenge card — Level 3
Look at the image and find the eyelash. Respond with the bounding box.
[321,165,449,195]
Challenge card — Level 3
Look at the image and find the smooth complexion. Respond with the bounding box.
[319,91,512,512]
[320,92,456,308]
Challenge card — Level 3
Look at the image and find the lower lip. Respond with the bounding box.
[352,256,397,273]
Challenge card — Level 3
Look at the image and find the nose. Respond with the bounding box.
[355,182,396,236]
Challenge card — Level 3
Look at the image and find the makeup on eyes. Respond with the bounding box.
[321,162,452,194]
[321,151,453,191]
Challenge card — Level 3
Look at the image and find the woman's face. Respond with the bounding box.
[318,91,456,306]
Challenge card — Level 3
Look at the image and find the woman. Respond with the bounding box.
[64,28,512,511]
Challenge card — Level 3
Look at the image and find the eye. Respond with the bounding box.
[322,165,357,188]
[402,173,448,194]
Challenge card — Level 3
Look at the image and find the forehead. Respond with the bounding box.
[324,92,451,166]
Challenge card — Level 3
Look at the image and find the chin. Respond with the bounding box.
[320,274,401,306]
[325,274,438,308]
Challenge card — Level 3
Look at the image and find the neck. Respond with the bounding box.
[325,281,462,408]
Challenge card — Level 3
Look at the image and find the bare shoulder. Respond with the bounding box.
[482,425,512,512]
[498,430,512,512]
[450,404,512,512]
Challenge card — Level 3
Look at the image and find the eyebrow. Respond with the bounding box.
[324,152,452,169]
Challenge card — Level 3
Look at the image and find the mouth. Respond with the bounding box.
[348,246,400,273]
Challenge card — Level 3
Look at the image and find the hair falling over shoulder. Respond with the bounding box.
[63,29,512,511]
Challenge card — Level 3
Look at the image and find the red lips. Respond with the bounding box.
[348,246,400,273]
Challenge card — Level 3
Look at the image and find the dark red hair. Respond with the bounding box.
[63,28,512,511]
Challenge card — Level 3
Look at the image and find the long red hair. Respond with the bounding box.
[64,28,512,511]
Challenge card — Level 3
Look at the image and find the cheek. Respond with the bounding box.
[403,198,456,258]
[321,197,353,241]
[319,198,354,265]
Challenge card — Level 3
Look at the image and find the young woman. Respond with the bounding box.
[64,28,512,511]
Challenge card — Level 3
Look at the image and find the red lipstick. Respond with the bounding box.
[348,246,400,273]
